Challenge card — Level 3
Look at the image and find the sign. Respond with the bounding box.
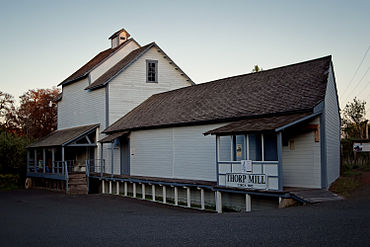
[241,160,252,173]
[353,142,370,152]
[226,173,267,190]
[236,144,242,157]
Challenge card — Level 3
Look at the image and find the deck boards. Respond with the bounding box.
[289,188,343,203]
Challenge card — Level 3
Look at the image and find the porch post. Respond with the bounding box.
[216,136,220,185]
[43,148,46,173]
[62,146,65,175]
[51,148,55,173]
[200,188,205,210]
[277,132,283,191]
[111,142,114,177]
[174,187,178,206]
[27,150,30,173]
[34,149,37,172]
[152,184,156,201]
[100,143,104,177]
[215,191,222,213]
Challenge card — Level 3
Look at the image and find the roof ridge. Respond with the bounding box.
[59,38,138,86]
[148,55,332,98]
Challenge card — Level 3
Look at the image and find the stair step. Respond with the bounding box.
[69,174,86,179]
[69,178,87,184]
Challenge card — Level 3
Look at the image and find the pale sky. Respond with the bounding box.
[0,0,369,117]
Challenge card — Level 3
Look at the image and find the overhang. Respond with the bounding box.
[99,131,129,143]
[204,112,313,136]
[27,124,99,148]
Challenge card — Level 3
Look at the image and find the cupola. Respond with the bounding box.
[109,28,130,48]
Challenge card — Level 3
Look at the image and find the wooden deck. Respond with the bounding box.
[287,188,343,203]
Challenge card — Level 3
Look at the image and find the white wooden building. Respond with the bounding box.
[98,55,341,211]
[27,28,340,212]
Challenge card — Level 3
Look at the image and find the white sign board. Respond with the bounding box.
[241,160,252,173]
[226,173,267,190]
[353,142,370,152]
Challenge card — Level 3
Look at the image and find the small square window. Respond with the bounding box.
[146,60,158,83]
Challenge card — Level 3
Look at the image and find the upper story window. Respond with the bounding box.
[146,60,158,83]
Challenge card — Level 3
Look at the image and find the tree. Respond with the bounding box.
[251,65,263,73]
[342,97,367,139]
[17,88,61,139]
[0,91,18,133]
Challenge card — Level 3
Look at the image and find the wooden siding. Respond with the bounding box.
[325,64,340,186]
[129,124,226,181]
[89,41,140,83]
[108,46,193,125]
[282,117,321,188]
[57,78,105,130]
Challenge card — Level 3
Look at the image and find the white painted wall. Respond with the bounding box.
[325,64,341,186]
[57,78,105,130]
[129,124,226,181]
[89,40,140,82]
[108,46,193,125]
[282,117,321,188]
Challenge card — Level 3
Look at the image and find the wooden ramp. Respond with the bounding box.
[289,189,343,204]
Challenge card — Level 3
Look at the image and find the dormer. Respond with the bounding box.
[109,28,131,48]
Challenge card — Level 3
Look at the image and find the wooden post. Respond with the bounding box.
[200,188,205,210]
[43,148,46,173]
[51,148,55,173]
[27,150,30,173]
[111,142,114,177]
[215,191,222,213]
[152,185,156,201]
[245,194,251,212]
[109,181,112,194]
[124,182,128,196]
[142,184,145,200]
[102,180,105,194]
[116,182,120,195]
[61,147,65,175]
[100,144,104,177]
[162,186,166,203]
[185,187,191,208]
[174,187,178,206]
[133,183,136,198]
[34,149,37,172]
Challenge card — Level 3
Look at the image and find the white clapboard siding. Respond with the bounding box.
[89,40,140,82]
[108,46,193,125]
[57,78,105,130]
[325,64,340,186]
[130,123,227,181]
[282,117,321,188]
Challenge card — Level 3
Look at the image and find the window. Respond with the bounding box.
[146,60,158,83]
[263,133,277,161]
[248,133,262,161]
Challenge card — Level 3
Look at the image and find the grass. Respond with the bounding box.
[329,169,362,198]
[0,174,22,191]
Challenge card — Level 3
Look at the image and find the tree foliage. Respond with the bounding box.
[342,97,367,139]
[0,91,18,133]
[17,88,60,139]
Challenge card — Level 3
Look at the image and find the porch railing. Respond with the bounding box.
[86,159,105,178]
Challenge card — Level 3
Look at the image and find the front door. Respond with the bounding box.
[120,137,130,175]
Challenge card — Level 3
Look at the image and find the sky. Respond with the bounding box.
[0,0,369,117]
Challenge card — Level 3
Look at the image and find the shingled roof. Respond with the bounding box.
[27,124,99,148]
[85,43,153,90]
[104,56,332,134]
[85,42,194,90]
[58,39,136,86]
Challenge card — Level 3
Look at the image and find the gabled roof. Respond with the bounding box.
[104,56,332,134]
[58,39,137,86]
[204,112,312,135]
[109,28,130,39]
[85,42,194,90]
[27,124,99,148]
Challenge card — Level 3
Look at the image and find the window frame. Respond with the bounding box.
[146,59,158,83]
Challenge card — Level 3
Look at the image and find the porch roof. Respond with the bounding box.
[27,124,99,148]
[99,131,129,143]
[204,112,312,135]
